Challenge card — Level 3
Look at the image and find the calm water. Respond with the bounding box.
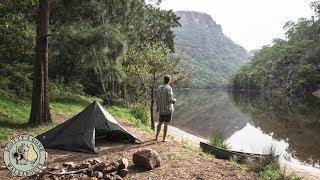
[172,90,320,168]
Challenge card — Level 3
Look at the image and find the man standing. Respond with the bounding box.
[155,75,176,142]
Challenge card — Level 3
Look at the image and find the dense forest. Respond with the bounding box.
[0,0,184,127]
[2,0,319,128]
[230,2,320,94]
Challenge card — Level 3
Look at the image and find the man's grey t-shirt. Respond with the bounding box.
[155,84,174,115]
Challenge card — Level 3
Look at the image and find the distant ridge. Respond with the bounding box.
[174,11,248,88]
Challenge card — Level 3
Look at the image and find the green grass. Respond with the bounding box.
[0,92,30,122]
[0,91,30,140]
[0,89,152,142]
[0,90,97,141]
[243,146,301,180]
[50,100,88,115]
[258,164,301,180]
[107,106,152,133]
[166,149,189,160]
[208,130,229,150]
[181,139,194,150]
[50,91,100,115]
[229,155,241,165]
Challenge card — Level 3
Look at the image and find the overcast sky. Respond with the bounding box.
[160,0,315,51]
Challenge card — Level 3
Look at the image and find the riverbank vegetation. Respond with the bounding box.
[230,2,320,94]
[209,130,229,150]
[206,130,301,179]
[256,158,300,180]
[245,148,300,180]
[255,147,301,180]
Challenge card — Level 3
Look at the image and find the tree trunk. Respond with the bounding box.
[121,81,127,107]
[29,0,52,126]
[96,68,107,94]
[150,73,156,130]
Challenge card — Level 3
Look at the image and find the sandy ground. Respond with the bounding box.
[279,158,320,180]
[0,114,255,180]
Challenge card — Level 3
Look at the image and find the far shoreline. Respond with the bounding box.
[175,87,320,97]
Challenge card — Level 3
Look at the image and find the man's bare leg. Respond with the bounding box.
[162,122,168,142]
[155,122,163,140]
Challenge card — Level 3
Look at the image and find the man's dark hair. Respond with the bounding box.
[164,75,171,84]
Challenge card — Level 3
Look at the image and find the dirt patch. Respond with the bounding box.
[313,89,320,98]
[51,113,73,123]
[0,114,255,180]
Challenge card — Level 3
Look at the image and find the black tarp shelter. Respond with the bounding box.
[36,101,138,153]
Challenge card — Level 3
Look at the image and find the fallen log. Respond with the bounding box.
[41,162,105,175]
[40,167,89,175]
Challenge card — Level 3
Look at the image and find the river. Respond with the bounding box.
[172,90,320,170]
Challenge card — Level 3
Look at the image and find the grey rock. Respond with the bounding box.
[132,148,161,170]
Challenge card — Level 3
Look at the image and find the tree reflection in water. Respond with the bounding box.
[172,89,320,167]
[229,91,320,167]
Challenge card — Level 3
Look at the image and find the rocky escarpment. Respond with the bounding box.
[174,11,248,88]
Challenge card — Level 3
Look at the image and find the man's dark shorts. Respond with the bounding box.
[159,114,172,123]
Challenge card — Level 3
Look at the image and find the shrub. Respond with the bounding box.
[258,164,283,180]
[208,130,229,150]
[50,82,84,95]
[49,82,93,106]
[0,76,10,91]
[229,155,241,164]
[257,163,301,180]
[102,92,126,107]
[247,145,301,180]
[0,62,32,95]
[129,104,149,126]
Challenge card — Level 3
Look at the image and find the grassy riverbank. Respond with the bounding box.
[0,90,151,142]
[207,130,302,180]
[0,91,256,180]
[1,90,316,179]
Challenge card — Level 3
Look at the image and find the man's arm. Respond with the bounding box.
[167,87,176,103]
[155,88,160,112]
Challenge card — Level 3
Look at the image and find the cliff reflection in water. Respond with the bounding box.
[172,90,320,167]
[172,90,249,138]
[229,91,320,167]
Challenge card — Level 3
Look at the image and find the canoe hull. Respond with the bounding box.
[200,142,278,162]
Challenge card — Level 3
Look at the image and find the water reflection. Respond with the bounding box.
[229,91,320,167]
[227,123,289,155]
[173,90,248,138]
[172,90,320,167]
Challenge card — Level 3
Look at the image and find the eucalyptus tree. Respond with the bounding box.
[0,0,37,95]
[120,1,180,102]
[29,0,52,126]
[126,43,182,130]
[0,0,37,65]
[49,0,130,94]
